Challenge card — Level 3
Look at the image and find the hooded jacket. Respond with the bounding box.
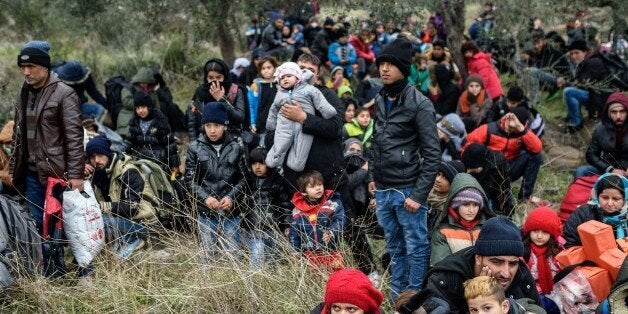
[430,173,495,265]
[11,75,84,187]
[188,58,248,140]
[564,173,628,248]
[465,52,503,99]
[370,84,441,204]
[184,132,247,218]
[289,190,346,252]
[128,105,180,170]
[266,70,337,172]
[117,67,159,137]
[343,118,374,148]
[465,117,543,161]
[586,94,628,172]
[408,246,539,313]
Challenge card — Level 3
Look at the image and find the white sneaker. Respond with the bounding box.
[368,270,382,287]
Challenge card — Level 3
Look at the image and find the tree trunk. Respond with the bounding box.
[440,0,468,81]
[217,20,236,66]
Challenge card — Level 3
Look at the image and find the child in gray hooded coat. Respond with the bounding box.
[266,62,337,172]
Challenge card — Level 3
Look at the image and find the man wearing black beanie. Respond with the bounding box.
[368,38,441,301]
[11,40,85,278]
[397,216,539,313]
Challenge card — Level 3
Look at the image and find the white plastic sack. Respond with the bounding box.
[62,181,105,266]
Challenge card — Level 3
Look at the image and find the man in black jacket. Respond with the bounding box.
[367,38,441,300]
[559,40,610,133]
[574,92,627,178]
[260,13,292,61]
[398,216,539,313]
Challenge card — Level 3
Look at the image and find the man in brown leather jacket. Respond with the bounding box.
[11,41,85,277]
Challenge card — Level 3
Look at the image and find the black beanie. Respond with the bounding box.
[134,91,154,108]
[438,160,465,183]
[86,135,113,160]
[510,107,530,125]
[17,41,51,69]
[461,143,488,169]
[201,102,229,125]
[475,216,524,257]
[568,40,588,52]
[376,38,413,77]
[507,86,525,102]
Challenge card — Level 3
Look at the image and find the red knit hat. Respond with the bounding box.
[522,207,562,239]
[322,269,384,314]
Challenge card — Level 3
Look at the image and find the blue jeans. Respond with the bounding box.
[573,164,604,179]
[27,173,93,277]
[375,187,430,301]
[524,68,557,105]
[242,230,276,270]
[197,214,241,264]
[507,151,542,200]
[26,173,46,234]
[103,214,147,245]
[81,102,105,120]
[564,87,589,126]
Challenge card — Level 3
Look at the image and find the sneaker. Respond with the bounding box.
[368,270,382,287]
[115,238,146,261]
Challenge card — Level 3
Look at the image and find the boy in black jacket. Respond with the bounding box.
[241,147,291,270]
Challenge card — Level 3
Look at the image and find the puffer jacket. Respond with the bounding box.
[11,75,84,187]
[370,84,441,204]
[188,58,248,140]
[348,35,375,63]
[430,173,494,265]
[241,168,292,232]
[465,118,543,161]
[342,119,373,148]
[184,132,247,218]
[117,67,158,137]
[465,52,503,99]
[586,95,628,172]
[128,108,179,170]
[289,190,346,252]
[564,173,628,248]
[401,246,539,313]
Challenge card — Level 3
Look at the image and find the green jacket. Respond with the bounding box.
[116,67,158,136]
[430,173,494,265]
[343,119,373,148]
[409,64,430,94]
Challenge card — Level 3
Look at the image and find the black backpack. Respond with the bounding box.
[104,76,133,129]
[591,52,628,90]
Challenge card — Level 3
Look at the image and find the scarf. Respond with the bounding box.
[428,189,447,214]
[458,90,486,114]
[530,243,553,294]
[447,206,479,231]
[380,78,409,99]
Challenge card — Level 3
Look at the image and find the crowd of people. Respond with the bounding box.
[1,1,627,313]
